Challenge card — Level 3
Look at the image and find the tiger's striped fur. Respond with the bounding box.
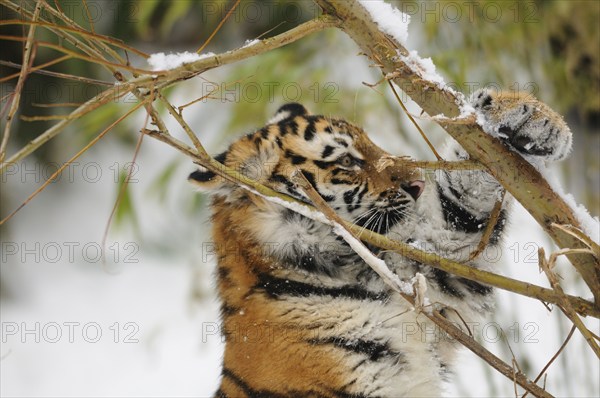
[189,90,572,397]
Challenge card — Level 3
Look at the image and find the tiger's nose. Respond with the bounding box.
[401,180,425,201]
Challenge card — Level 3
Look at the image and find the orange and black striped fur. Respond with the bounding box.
[189,91,572,397]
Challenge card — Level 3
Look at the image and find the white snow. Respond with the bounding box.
[0,137,223,397]
[359,0,410,44]
[147,51,214,71]
[458,102,476,119]
[243,39,260,48]
[430,101,474,124]
[400,50,446,86]
[361,1,462,100]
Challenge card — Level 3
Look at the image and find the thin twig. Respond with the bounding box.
[20,115,70,121]
[502,333,523,397]
[101,89,158,260]
[521,325,577,398]
[407,159,484,170]
[0,100,147,225]
[255,21,288,40]
[157,93,207,156]
[31,102,82,108]
[177,75,255,113]
[196,0,241,53]
[81,0,96,34]
[0,82,137,174]
[468,190,507,261]
[0,59,112,86]
[35,0,171,143]
[39,1,132,79]
[4,38,155,75]
[35,1,130,77]
[0,18,149,58]
[550,223,599,259]
[0,0,42,163]
[0,55,71,83]
[101,123,146,265]
[538,248,600,358]
[387,79,442,160]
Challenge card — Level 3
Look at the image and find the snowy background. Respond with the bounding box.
[1,1,599,397]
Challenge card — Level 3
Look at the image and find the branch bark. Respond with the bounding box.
[315,0,600,305]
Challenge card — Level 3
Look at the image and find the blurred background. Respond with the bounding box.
[1,1,598,396]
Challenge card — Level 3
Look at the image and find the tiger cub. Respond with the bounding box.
[189,90,572,397]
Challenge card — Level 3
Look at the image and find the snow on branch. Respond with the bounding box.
[147,51,214,71]
[359,0,410,44]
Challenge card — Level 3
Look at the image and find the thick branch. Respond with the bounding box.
[315,0,600,304]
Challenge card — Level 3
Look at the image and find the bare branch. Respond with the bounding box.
[0,0,42,163]
[387,79,442,160]
[521,325,577,398]
[538,248,600,358]
[468,190,507,261]
[0,13,340,174]
[0,100,148,225]
[196,0,241,53]
[0,82,137,174]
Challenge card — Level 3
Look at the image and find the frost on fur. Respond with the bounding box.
[471,88,573,161]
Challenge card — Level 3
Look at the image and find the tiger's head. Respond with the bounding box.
[190,103,424,235]
[190,104,423,275]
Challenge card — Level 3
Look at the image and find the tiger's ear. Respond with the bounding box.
[188,151,227,191]
[268,103,309,124]
[188,126,282,192]
[189,105,305,192]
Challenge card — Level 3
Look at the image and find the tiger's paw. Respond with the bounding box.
[470,89,573,161]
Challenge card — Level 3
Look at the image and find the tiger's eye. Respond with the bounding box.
[339,155,353,167]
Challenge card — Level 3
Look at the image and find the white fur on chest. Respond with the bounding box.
[268,287,453,397]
